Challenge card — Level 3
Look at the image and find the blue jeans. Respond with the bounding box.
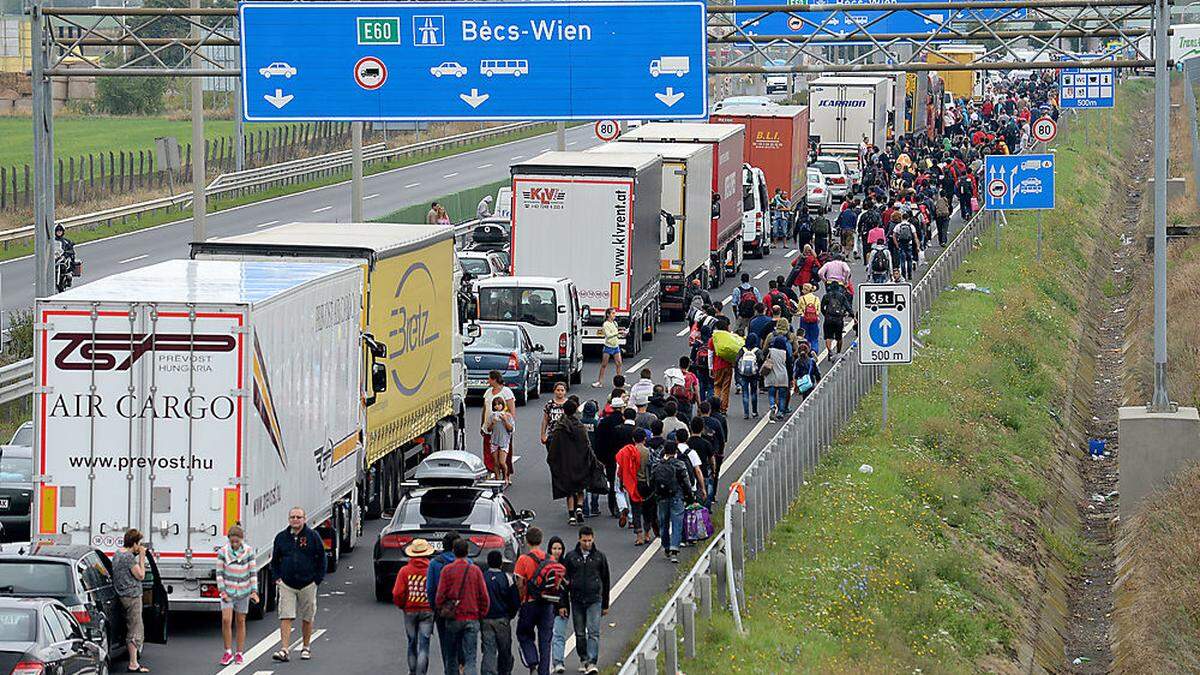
[697,372,714,403]
[737,374,758,417]
[404,611,435,675]
[571,600,603,666]
[480,617,513,675]
[657,495,685,553]
[551,613,570,668]
[436,618,460,675]
[771,212,786,239]
[768,386,788,414]
[897,245,914,279]
[516,602,555,675]
[445,619,480,675]
[802,321,820,354]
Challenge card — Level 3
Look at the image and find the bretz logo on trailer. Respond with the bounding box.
[817,99,868,108]
[389,261,442,396]
[520,186,566,210]
[51,332,235,371]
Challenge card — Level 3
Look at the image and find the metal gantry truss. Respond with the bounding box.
[27,0,1176,408]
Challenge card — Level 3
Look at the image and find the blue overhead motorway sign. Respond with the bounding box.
[239,1,708,121]
[983,154,1055,211]
[731,0,1025,40]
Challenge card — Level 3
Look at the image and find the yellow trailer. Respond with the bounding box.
[927,47,984,101]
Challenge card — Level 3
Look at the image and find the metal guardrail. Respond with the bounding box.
[618,207,994,674]
[0,122,542,245]
[0,358,33,406]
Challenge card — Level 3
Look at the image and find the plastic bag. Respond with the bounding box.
[684,504,714,542]
[711,330,745,364]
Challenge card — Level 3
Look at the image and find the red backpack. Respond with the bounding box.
[524,552,566,604]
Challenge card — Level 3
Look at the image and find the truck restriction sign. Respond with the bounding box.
[1032,116,1057,143]
[594,120,621,142]
[354,56,387,90]
[987,178,1007,200]
[858,283,912,365]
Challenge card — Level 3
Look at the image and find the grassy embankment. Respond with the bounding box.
[376,179,507,225]
[0,123,557,262]
[678,79,1150,673]
[1111,74,1200,674]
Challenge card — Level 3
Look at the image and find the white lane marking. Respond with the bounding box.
[753,269,769,280]
[625,357,650,374]
[255,220,280,229]
[511,155,525,160]
[443,172,459,178]
[364,193,380,200]
[719,410,774,469]
[723,294,734,307]
[566,141,577,146]
[478,163,493,169]
[118,254,148,265]
[785,249,799,258]
[312,206,333,214]
[218,628,326,675]
[675,325,691,337]
[251,671,273,675]
[404,182,420,189]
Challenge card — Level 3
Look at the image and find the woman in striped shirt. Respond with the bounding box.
[217,525,260,666]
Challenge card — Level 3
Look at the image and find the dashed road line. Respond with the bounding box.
[218,629,327,675]
[364,193,380,200]
[753,269,769,280]
[675,325,691,337]
[118,254,148,265]
[478,163,493,169]
[255,220,280,229]
[785,249,799,258]
[312,206,333,214]
[443,172,459,178]
[404,182,420,189]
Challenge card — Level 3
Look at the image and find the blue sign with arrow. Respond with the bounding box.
[239,1,708,121]
[731,0,1025,41]
[983,154,1055,211]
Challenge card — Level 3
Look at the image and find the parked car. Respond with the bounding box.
[373,452,534,601]
[258,62,296,78]
[475,276,584,388]
[460,217,511,254]
[811,155,855,201]
[0,545,168,665]
[806,168,833,214]
[0,445,32,543]
[712,95,771,111]
[458,251,509,288]
[0,597,105,674]
[464,322,543,405]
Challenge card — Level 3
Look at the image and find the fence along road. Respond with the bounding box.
[0,122,595,316]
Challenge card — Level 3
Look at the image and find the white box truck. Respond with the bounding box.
[809,76,890,164]
[509,151,663,355]
[586,141,712,320]
[33,259,383,615]
[191,223,468,524]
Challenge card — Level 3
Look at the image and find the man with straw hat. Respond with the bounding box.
[393,539,438,675]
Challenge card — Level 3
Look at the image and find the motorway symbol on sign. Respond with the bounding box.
[1032,116,1057,143]
[984,153,1055,211]
[594,120,620,142]
[354,56,388,90]
[240,1,709,121]
[1058,54,1115,109]
[858,283,912,365]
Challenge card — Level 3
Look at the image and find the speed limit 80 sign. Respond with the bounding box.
[594,120,621,142]
[1032,116,1057,143]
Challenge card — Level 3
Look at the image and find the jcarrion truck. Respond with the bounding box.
[586,141,712,320]
[33,259,385,616]
[509,151,663,355]
[192,223,467,524]
[620,122,745,289]
[710,105,809,258]
[808,76,890,163]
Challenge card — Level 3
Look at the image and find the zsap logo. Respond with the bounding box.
[389,261,442,395]
[817,99,867,108]
[520,186,566,210]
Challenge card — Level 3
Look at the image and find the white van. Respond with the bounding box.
[474,276,584,387]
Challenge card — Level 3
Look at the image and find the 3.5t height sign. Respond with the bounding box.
[240,1,708,121]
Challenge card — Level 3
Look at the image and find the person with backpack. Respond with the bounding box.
[761,334,793,421]
[652,441,694,564]
[561,527,611,675]
[793,202,812,249]
[763,280,794,321]
[578,401,601,519]
[836,198,860,256]
[481,550,519,675]
[792,346,822,403]
[811,208,832,254]
[856,201,880,264]
[435,538,491,675]
[707,317,736,414]
[821,281,853,357]
[615,429,649,546]
[796,283,822,355]
[956,172,975,220]
[867,243,893,283]
[933,192,952,246]
[663,357,699,420]
[735,333,762,420]
[515,527,564,675]
[746,303,773,345]
[892,214,918,280]
[789,244,820,292]
[732,274,760,335]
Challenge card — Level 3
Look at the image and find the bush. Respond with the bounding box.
[5,309,33,361]
[96,76,169,115]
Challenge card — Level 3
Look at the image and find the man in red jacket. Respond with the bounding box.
[436,539,491,675]
[393,539,436,675]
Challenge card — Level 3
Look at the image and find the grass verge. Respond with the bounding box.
[0,123,557,263]
[679,79,1150,673]
[375,179,508,225]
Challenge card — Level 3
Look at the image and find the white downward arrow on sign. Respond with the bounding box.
[655,87,685,107]
[459,88,490,108]
[263,88,293,109]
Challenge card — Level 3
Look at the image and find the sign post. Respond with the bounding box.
[239,1,708,121]
[858,283,913,430]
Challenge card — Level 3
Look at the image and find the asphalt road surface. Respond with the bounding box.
[0,124,597,314]
[136,209,968,675]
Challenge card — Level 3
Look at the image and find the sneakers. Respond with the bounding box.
[552,665,566,674]
[591,381,603,388]
[220,652,234,667]
[575,508,584,524]
[234,653,244,666]
[586,664,600,675]
[618,508,629,529]
[669,550,680,564]
[568,512,578,526]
